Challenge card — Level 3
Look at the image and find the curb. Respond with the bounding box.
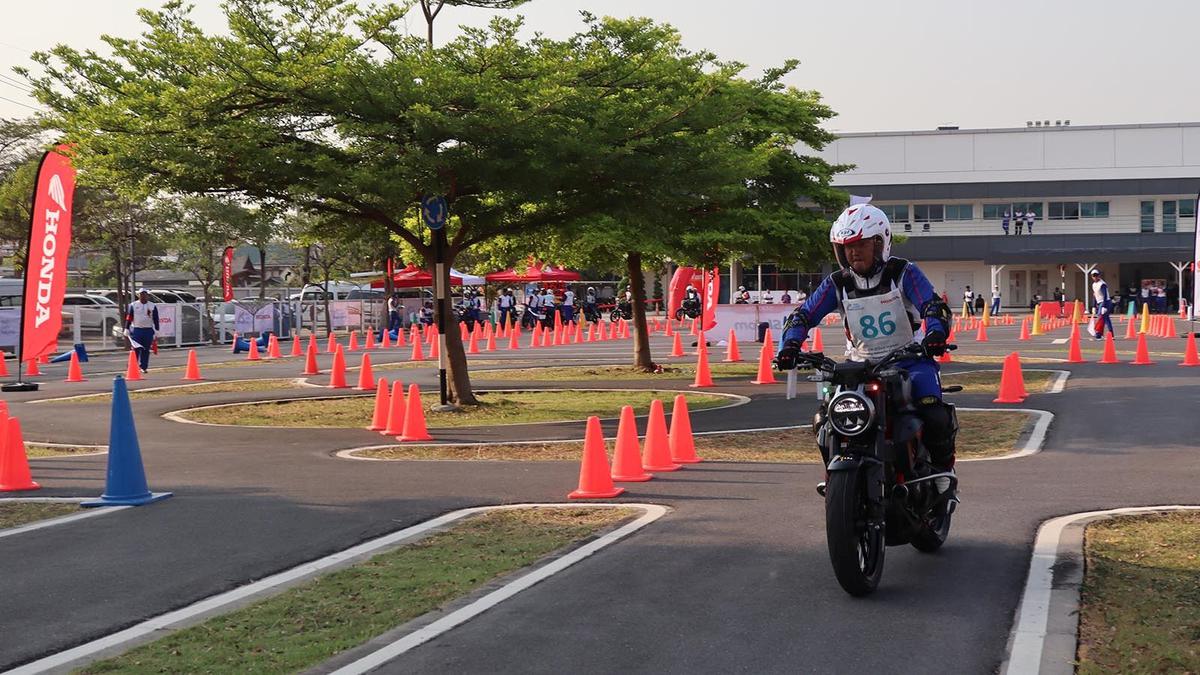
[1001,505,1200,675]
[9,503,667,675]
[0,499,131,540]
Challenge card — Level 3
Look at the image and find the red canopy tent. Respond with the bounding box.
[484,263,581,284]
[370,263,465,289]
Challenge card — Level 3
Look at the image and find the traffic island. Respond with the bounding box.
[170,389,736,428]
[75,507,637,674]
[1077,512,1200,673]
[0,501,80,530]
[348,410,1037,462]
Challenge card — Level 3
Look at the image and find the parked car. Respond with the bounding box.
[63,293,124,338]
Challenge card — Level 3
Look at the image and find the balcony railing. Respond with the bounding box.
[893,215,1196,237]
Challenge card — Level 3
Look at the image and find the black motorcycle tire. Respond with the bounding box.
[910,500,952,553]
[673,308,684,321]
[826,469,885,597]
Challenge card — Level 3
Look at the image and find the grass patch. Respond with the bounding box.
[0,502,80,529]
[941,370,1056,394]
[45,379,305,404]
[1078,512,1200,674]
[355,410,1031,462]
[24,444,104,458]
[81,507,634,675]
[177,389,732,428]
[474,362,761,382]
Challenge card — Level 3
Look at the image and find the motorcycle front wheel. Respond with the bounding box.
[825,469,885,596]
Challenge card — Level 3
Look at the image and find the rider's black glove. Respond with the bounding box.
[775,339,804,370]
[922,330,948,356]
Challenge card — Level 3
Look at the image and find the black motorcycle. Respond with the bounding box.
[785,342,961,596]
[580,302,601,323]
[674,296,702,321]
[609,301,632,322]
[520,303,544,329]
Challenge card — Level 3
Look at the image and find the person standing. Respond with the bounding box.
[1001,211,1010,235]
[387,293,401,333]
[1090,269,1114,339]
[963,286,975,316]
[1014,210,1024,235]
[780,289,792,304]
[1140,283,1150,312]
[125,289,159,373]
[497,288,515,329]
[1025,210,1035,235]
[761,288,774,304]
[1053,287,1065,318]
[990,285,1002,315]
[562,286,576,324]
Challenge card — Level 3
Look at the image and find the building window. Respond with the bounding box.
[876,204,909,224]
[1163,200,1177,233]
[1048,201,1081,220]
[1178,199,1196,219]
[1079,201,1109,218]
[944,204,973,220]
[913,204,944,222]
[983,202,1042,219]
[1140,201,1155,232]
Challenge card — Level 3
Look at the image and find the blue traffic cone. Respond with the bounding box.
[82,376,172,507]
[256,332,271,348]
[74,343,89,362]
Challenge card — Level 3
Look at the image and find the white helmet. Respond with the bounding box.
[830,204,891,270]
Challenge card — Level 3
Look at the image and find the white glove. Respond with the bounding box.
[1100,306,1108,315]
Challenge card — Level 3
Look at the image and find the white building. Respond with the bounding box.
[808,122,1198,310]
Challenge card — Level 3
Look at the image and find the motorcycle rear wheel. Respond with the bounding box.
[826,469,885,596]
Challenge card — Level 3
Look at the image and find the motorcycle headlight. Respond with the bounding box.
[828,392,875,437]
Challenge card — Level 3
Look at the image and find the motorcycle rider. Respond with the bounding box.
[583,286,599,321]
[776,204,957,492]
[1090,269,1114,339]
[735,286,750,304]
[562,286,576,324]
[680,284,701,318]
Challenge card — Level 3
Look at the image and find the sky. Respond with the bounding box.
[1,0,1197,132]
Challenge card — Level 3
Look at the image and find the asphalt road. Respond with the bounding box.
[1,321,1197,673]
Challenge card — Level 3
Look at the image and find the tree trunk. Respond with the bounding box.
[257,246,267,299]
[627,251,656,371]
[432,251,478,405]
[322,265,333,335]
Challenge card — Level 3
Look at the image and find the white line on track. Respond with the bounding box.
[0,500,130,541]
[1003,505,1200,675]
[8,503,666,675]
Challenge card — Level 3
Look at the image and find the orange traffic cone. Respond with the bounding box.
[65,351,85,382]
[368,378,390,431]
[751,329,777,385]
[381,328,392,349]
[1165,318,1177,338]
[670,332,684,357]
[540,326,551,348]
[430,332,441,359]
[25,358,41,376]
[610,406,652,482]
[1098,333,1119,364]
[355,353,375,391]
[409,325,421,348]
[1180,332,1200,367]
[247,338,261,361]
[382,380,407,435]
[568,416,625,499]
[326,333,337,354]
[348,330,359,352]
[183,349,203,381]
[410,333,426,361]
[468,326,480,354]
[812,328,825,352]
[641,399,680,472]
[1132,333,1153,365]
[290,335,302,357]
[691,343,714,388]
[665,320,674,337]
[1018,317,1030,341]
[268,334,283,359]
[668,394,701,463]
[529,324,541,349]
[0,417,39,492]
[398,383,433,442]
[724,329,742,362]
[993,352,1028,403]
[486,324,497,352]
[1066,325,1085,363]
[1124,314,1137,340]
[364,329,376,351]
[0,352,8,377]
[328,345,349,388]
[303,341,320,376]
[394,325,406,348]
[508,325,520,351]
[976,321,988,342]
[125,350,142,381]
[574,320,584,343]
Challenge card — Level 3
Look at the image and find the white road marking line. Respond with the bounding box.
[0,500,130,540]
[328,504,668,674]
[10,503,665,675]
[1003,505,1200,675]
[1048,370,1069,393]
[1050,338,1067,344]
[956,408,1052,461]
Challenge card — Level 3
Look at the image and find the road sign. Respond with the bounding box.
[421,196,448,231]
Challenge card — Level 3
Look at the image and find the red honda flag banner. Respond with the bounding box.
[221,246,235,302]
[19,145,76,363]
[701,266,718,330]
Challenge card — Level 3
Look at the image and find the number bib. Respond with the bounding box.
[841,285,916,360]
